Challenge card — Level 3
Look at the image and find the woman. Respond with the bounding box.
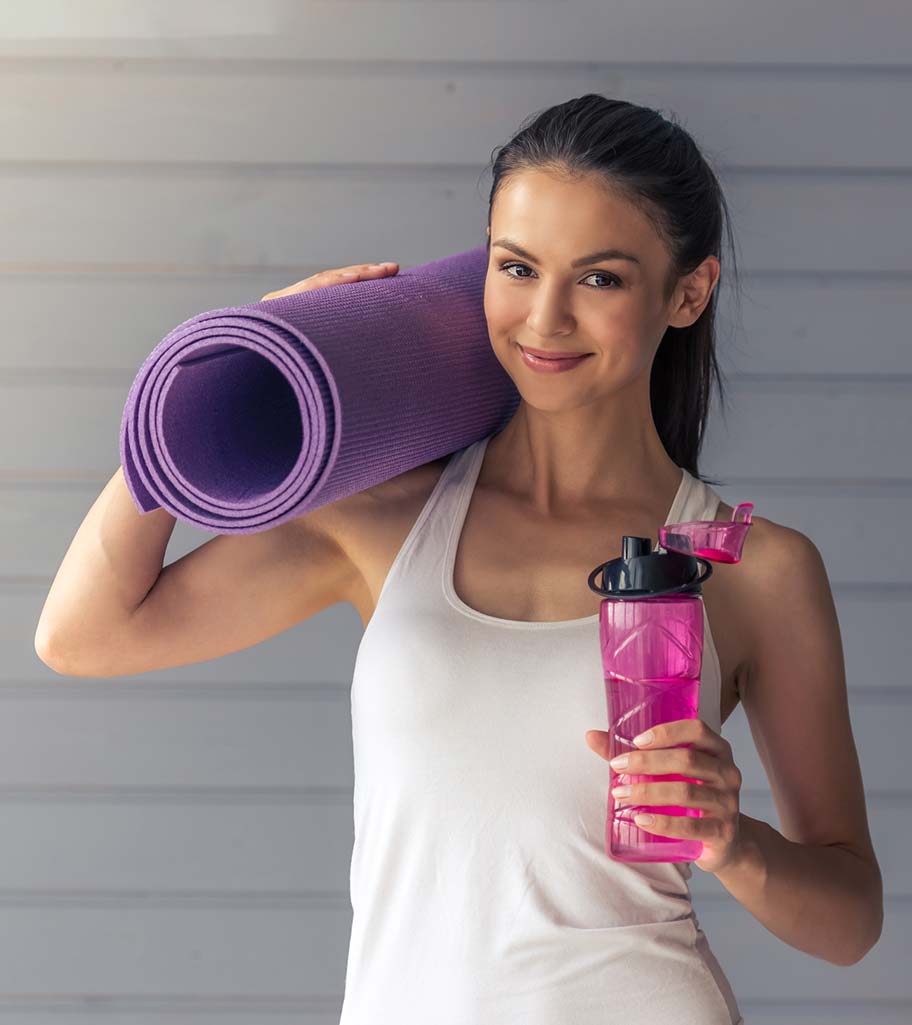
[333,95,882,1024]
[37,95,883,1023]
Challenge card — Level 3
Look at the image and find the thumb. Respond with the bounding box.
[585,729,609,751]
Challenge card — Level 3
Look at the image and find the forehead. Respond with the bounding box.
[490,170,663,258]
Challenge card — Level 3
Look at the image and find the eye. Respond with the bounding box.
[497,261,621,290]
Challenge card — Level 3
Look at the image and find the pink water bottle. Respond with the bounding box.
[587,502,753,863]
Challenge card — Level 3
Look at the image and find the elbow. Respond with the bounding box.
[34,629,68,676]
[34,623,60,668]
[848,909,884,966]
[34,624,84,677]
[35,629,119,679]
[838,930,882,967]
[836,883,884,967]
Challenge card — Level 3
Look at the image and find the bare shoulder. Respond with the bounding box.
[362,454,453,505]
[715,499,833,668]
[296,454,452,540]
[285,454,453,612]
[719,500,825,585]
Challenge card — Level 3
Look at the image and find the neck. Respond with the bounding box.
[484,391,682,519]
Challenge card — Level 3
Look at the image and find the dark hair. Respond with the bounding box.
[479,94,742,488]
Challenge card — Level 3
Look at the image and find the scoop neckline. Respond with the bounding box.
[441,435,692,630]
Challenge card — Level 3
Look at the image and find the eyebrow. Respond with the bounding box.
[491,237,641,268]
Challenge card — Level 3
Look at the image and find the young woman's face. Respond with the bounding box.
[484,170,680,409]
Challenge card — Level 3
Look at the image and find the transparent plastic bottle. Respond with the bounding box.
[587,502,753,863]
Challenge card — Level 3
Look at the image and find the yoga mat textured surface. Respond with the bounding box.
[119,245,521,534]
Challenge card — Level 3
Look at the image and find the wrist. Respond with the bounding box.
[715,814,767,886]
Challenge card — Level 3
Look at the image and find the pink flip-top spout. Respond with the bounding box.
[658,501,754,564]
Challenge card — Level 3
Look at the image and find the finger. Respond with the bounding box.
[612,779,715,809]
[334,262,398,281]
[635,718,730,758]
[612,746,721,783]
[260,262,398,301]
[585,729,611,756]
[630,810,714,838]
[588,730,718,784]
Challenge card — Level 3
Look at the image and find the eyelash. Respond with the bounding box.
[498,261,622,290]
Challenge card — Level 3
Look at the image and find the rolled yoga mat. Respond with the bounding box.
[119,244,521,534]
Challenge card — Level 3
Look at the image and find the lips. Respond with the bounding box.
[517,343,592,360]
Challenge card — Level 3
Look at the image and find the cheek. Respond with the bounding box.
[483,280,518,328]
[607,335,653,373]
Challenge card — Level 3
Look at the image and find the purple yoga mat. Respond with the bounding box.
[119,244,521,534]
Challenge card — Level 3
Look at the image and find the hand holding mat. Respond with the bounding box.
[119,245,521,535]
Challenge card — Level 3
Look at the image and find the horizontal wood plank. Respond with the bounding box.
[0,0,905,63]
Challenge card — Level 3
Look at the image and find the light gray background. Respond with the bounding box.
[3,0,910,1021]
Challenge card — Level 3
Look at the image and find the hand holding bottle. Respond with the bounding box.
[586,717,748,875]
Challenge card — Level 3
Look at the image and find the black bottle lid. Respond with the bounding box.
[587,535,713,600]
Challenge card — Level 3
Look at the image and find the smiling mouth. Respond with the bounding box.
[516,342,593,360]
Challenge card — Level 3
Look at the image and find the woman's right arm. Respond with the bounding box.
[34,259,399,677]
[35,464,173,674]
[34,465,360,678]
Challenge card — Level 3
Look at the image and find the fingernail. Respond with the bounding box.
[612,785,632,798]
[381,261,397,268]
[634,813,655,825]
[633,730,654,747]
[609,755,628,770]
[341,271,358,278]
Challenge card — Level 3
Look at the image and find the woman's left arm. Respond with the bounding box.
[587,521,884,966]
[710,523,884,966]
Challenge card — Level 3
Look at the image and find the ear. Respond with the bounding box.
[667,256,721,330]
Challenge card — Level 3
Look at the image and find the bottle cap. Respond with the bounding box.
[587,503,755,601]
[588,536,712,600]
[659,502,754,564]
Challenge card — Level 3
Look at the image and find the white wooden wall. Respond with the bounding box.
[3,1,909,1021]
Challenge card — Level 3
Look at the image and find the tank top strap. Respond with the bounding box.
[408,439,480,555]
[683,472,723,524]
[368,439,480,614]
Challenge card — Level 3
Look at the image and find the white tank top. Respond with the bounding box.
[339,434,744,1025]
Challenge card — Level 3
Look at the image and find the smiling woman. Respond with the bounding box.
[338,94,751,1025]
[336,92,882,1025]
